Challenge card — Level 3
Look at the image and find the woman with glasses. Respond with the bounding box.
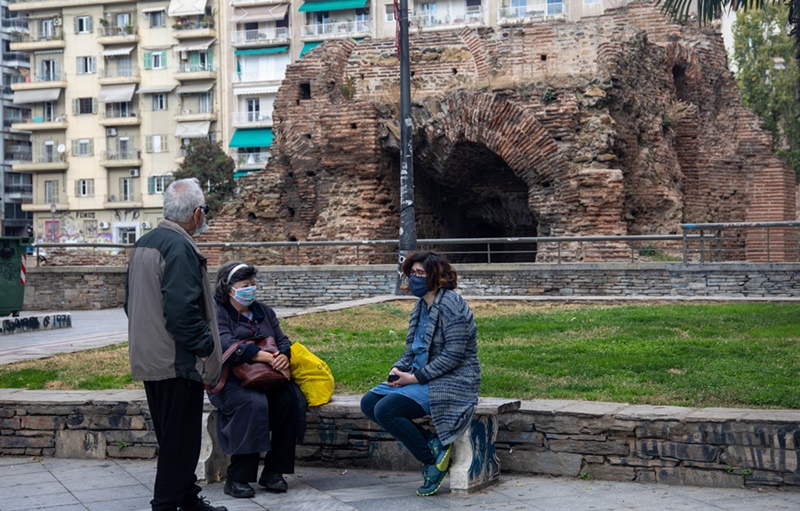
[208,261,306,499]
[360,251,480,497]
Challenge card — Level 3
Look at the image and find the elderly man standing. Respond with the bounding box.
[125,178,226,511]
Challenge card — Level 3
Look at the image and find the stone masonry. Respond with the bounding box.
[204,2,796,265]
[1,390,798,490]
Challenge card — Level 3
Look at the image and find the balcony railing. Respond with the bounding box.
[237,151,270,167]
[176,62,217,73]
[104,109,138,119]
[104,148,141,160]
[30,71,65,83]
[232,111,273,124]
[101,68,139,79]
[234,71,284,83]
[14,27,63,43]
[2,18,29,30]
[98,24,137,37]
[32,150,64,164]
[301,19,371,37]
[172,16,215,30]
[4,184,33,195]
[410,8,484,27]
[178,107,215,115]
[232,27,289,44]
[2,52,30,62]
[498,2,566,21]
[5,152,32,162]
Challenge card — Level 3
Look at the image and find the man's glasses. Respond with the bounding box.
[197,205,209,215]
[409,270,426,277]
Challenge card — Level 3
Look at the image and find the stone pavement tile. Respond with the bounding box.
[83,497,152,511]
[0,469,58,487]
[345,494,447,511]
[43,459,133,482]
[70,481,152,504]
[3,492,82,511]
[267,498,359,511]
[116,459,157,487]
[433,487,518,509]
[297,468,419,492]
[0,458,51,478]
[59,473,150,492]
[325,480,424,502]
[209,498,268,511]
[249,479,329,506]
[492,476,584,500]
[2,481,67,499]
[698,492,800,511]
[21,506,88,511]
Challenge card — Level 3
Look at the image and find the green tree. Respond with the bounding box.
[733,3,800,177]
[174,139,236,219]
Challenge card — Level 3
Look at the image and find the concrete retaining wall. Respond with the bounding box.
[1,390,798,490]
[22,263,800,311]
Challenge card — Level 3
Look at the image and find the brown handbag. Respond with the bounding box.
[209,337,290,394]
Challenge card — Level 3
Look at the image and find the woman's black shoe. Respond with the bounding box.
[224,479,255,498]
[258,471,288,493]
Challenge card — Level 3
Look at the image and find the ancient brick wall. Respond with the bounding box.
[206,2,795,265]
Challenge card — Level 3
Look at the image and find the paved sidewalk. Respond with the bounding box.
[1,457,799,511]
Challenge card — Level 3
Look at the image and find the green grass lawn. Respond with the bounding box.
[1,302,799,409]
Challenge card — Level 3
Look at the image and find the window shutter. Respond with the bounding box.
[90,57,96,73]
[71,140,78,155]
[87,17,93,33]
[161,136,168,152]
[74,180,80,196]
[88,139,94,155]
[92,98,97,114]
[88,179,94,196]
[143,51,152,70]
[72,99,78,115]
[74,17,79,34]
[146,135,153,152]
[148,177,155,194]
[161,51,167,68]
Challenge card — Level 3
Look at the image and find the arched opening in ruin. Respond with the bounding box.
[414,141,538,262]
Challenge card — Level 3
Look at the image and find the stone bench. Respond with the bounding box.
[196,395,520,494]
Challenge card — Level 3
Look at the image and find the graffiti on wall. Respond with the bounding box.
[0,314,72,335]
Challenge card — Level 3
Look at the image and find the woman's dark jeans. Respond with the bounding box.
[360,391,437,465]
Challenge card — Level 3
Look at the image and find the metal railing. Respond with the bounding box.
[234,71,283,83]
[176,62,217,73]
[5,151,32,162]
[98,25,137,37]
[498,2,567,21]
[232,27,289,44]
[104,108,138,119]
[4,184,33,195]
[301,19,371,37]
[681,221,800,263]
[14,26,63,42]
[101,67,138,79]
[232,111,273,124]
[103,148,141,160]
[236,151,270,167]
[2,52,30,62]
[410,9,484,28]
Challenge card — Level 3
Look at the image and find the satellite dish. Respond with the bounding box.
[57,144,66,153]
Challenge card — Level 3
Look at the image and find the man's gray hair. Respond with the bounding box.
[163,178,205,223]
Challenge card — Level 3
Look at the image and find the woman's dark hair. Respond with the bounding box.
[401,251,457,292]
[215,260,258,303]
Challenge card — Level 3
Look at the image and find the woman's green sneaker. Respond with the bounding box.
[428,437,452,471]
[416,459,452,497]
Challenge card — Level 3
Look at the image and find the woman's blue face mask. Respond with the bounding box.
[408,275,429,298]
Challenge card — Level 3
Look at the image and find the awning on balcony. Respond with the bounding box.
[300,41,322,57]
[101,45,136,57]
[229,128,273,148]
[176,81,215,94]
[142,6,167,13]
[137,85,178,94]
[298,0,367,12]
[98,83,136,103]
[233,4,289,22]
[173,38,216,52]
[13,88,61,104]
[233,85,280,95]
[234,46,288,56]
[141,45,173,51]
[176,121,211,139]
[168,0,207,16]
[33,49,63,55]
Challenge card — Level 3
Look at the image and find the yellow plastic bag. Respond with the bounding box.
[290,342,334,406]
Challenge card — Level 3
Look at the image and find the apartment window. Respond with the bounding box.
[119,226,137,244]
[44,180,59,203]
[384,4,396,22]
[149,10,165,28]
[148,175,174,194]
[76,56,96,75]
[146,135,168,153]
[72,138,93,156]
[75,179,95,197]
[584,0,601,4]
[144,51,167,70]
[152,93,167,110]
[73,98,97,115]
[120,177,133,201]
[43,101,55,122]
[466,0,481,13]
[75,16,92,33]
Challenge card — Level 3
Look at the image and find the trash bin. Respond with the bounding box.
[0,237,32,317]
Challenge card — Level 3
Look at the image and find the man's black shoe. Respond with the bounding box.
[258,471,288,493]
[224,479,255,498]
[179,496,228,511]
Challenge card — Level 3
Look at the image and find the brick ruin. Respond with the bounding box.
[204,1,796,264]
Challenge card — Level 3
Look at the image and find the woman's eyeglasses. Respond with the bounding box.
[409,270,426,277]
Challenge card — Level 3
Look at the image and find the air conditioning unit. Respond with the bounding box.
[52,18,62,26]
[129,169,140,177]
[141,221,152,229]
[180,50,189,60]
[106,128,117,137]
[98,221,110,229]
[181,109,191,114]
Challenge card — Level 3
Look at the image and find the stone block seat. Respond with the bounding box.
[197,395,521,493]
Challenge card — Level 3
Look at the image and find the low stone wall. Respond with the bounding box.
[22,263,800,311]
[1,390,798,490]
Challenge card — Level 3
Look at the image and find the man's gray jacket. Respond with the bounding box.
[124,219,222,385]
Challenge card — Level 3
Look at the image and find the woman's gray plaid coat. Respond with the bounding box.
[395,288,481,446]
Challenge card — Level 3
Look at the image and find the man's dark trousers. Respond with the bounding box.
[144,377,205,511]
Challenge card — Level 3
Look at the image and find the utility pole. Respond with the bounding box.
[395,0,417,293]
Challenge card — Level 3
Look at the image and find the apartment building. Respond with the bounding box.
[9,0,619,243]
[1,0,32,236]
